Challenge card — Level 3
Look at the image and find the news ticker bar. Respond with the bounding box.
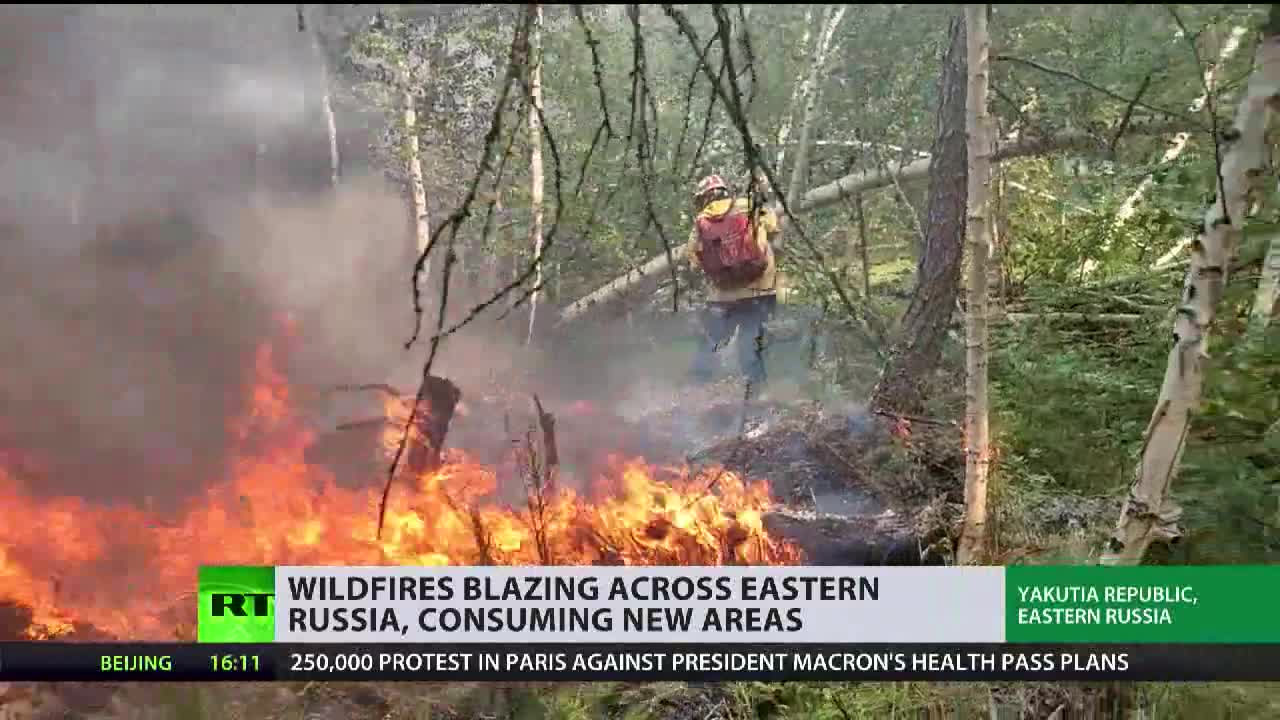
[4,643,1280,682]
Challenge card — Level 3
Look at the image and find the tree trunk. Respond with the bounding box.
[483,195,504,296]
[956,4,992,566]
[1102,15,1280,566]
[775,5,817,175]
[783,4,847,217]
[554,123,1181,327]
[854,193,871,298]
[305,7,341,188]
[404,68,431,279]
[525,3,546,346]
[1251,229,1280,328]
[870,13,968,415]
[403,377,462,479]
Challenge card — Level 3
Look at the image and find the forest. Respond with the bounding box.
[1,2,1279,719]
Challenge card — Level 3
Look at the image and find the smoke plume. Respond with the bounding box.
[0,5,428,505]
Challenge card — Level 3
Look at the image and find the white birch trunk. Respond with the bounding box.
[957,4,993,566]
[305,9,341,188]
[1003,312,1142,324]
[775,5,816,174]
[1250,229,1280,327]
[525,4,546,346]
[783,4,848,221]
[1102,27,1280,566]
[404,67,431,276]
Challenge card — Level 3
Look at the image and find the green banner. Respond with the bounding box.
[197,566,276,643]
[1006,566,1280,643]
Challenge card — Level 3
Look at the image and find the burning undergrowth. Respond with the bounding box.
[0,325,800,643]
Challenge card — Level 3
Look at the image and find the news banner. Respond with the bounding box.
[3,565,1279,682]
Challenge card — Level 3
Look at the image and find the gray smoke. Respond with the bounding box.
[0,5,427,505]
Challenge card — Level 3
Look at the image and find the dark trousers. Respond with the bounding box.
[690,294,777,387]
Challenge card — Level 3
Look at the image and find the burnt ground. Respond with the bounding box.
[432,373,966,565]
[620,376,965,563]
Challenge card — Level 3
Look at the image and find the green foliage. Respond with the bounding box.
[1172,288,1280,563]
[991,306,1168,495]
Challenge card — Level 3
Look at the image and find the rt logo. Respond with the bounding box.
[210,593,274,617]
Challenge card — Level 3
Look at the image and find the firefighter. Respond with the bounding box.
[685,174,780,393]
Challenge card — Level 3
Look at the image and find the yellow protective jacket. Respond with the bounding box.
[684,197,779,303]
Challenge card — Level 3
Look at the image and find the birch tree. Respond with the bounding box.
[1251,229,1280,327]
[957,3,992,565]
[783,4,848,216]
[403,62,431,275]
[775,5,816,174]
[525,3,546,346]
[300,4,341,188]
[1102,8,1280,566]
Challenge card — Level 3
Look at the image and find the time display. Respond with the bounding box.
[209,654,262,673]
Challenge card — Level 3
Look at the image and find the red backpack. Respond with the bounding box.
[694,204,769,289]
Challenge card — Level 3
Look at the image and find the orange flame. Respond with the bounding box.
[0,334,798,641]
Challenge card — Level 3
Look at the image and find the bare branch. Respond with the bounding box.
[629,3,681,312]
[1167,6,1228,226]
[574,120,610,197]
[571,5,615,139]
[995,54,1204,128]
[871,142,927,247]
[674,34,719,174]
[1110,72,1153,157]
[735,4,759,108]
[477,124,521,260]
[406,11,529,349]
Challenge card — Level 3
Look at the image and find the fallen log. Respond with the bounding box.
[1002,312,1142,324]
[554,123,1182,326]
[556,252,683,325]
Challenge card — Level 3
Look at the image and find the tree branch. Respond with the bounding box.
[995,54,1204,128]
